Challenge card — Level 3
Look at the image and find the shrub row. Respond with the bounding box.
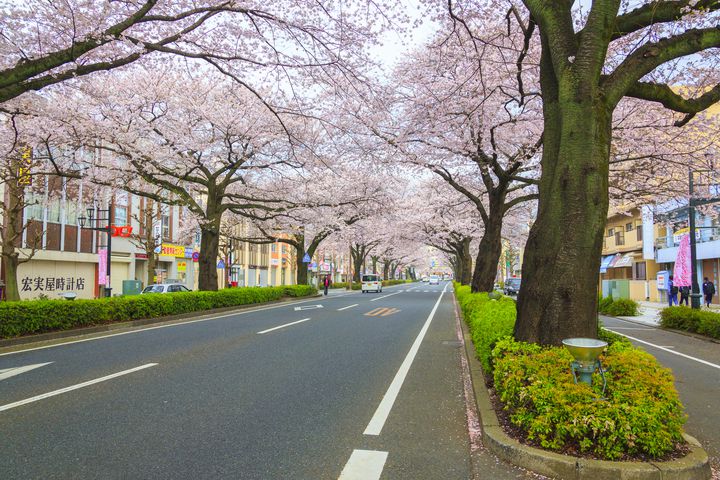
[382,279,413,286]
[455,283,686,461]
[0,285,317,339]
[329,282,362,290]
[660,306,720,339]
[598,295,640,316]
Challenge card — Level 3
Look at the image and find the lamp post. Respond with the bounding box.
[78,204,112,297]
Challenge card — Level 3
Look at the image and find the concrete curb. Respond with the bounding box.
[456,294,712,480]
[0,293,323,352]
[601,314,720,345]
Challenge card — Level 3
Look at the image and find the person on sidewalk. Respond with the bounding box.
[703,277,716,308]
[668,275,678,306]
[679,285,690,306]
[323,274,331,296]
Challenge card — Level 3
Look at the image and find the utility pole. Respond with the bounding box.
[688,168,702,309]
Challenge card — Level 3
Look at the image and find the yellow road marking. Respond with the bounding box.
[365,307,400,317]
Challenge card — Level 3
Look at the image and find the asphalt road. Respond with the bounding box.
[601,315,720,470]
[0,282,536,480]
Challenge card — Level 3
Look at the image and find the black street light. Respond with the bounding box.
[78,204,113,298]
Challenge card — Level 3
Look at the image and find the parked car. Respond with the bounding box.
[361,274,383,293]
[141,283,192,294]
[503,278,521,296]
[428,275,440,285]
[422,276,429,282]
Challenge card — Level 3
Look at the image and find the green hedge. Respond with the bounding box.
[455,284,686,461]
[0,285,317,339]
[660,306,720,339]
[598,295,640,316]
[382,279,413,286]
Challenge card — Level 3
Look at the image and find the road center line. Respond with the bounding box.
[370,292,401,302]
[257,318,311,335]
[338,449,388,480]
[338,304,358,311]
[364,283,448,436]
[606,330,720,370]
[0,363,158,413]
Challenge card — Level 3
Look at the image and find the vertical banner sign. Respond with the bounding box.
[98,248,107,286]
[17,146,32,187]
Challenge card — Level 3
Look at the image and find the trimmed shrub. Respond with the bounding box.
[660,306,720,340]
[0,285,317,339]
[492,338,685,460]
[598,295,639,316]
[456,285,686,461]
[382,279,413,286]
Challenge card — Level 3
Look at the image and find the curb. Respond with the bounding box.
[456,294,712,480]
[0,293,323,352]
[600,314,720,345]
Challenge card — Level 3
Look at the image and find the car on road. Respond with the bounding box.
[503,278,521,296]
[361,274,383,293]
[428,275,440,285]
[141,283,192,294]
[422,276,429,282]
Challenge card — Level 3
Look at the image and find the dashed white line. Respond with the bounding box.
[370,292,401,302]
[338,304,359,311]
[0,363,158,413]
[257,318,311,335]
[606,330,720,370]
[338,449,388,480]
[364,283,448,435]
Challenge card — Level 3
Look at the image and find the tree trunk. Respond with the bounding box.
[294,241,308,285]
[514,95,611,345]
[471,208,504,292]
[2,254,20,301]
[459,237,473,285]
[2,171,23,301]
[383,261,391,280]
[147,251,157,287]
[198,216,222,291]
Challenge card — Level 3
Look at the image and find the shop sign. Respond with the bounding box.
[161,244,186,257]
[135,253,148,259]
[21,276,86,292]
[270,258,280,266]
[184,247,194,259]
[178,261,187,273]
[111,225,133,237]
[17,146,32,187]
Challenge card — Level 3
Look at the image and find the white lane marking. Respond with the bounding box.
[0,295,338,357]
[294,305,323,311]
[0,362,53,381]
[364,283,448,435]
[607,327,653,331]
[257,318,311,335]
[606,330,720,370]
[338,449,388,480]
[370,292,401,302]
[0,363,157,413]
[338,304,359,311]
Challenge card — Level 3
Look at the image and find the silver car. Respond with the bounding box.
[141,283,192,294]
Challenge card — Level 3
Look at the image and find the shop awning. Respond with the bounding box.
[612,253,635,268]
[599,254,617,273]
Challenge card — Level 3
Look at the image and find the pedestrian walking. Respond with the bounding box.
[323,274,330,296]
[667,275,678,306]
[703,277,716,308]
[679,285,690,306]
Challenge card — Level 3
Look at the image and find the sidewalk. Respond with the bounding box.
[614,300,720,327]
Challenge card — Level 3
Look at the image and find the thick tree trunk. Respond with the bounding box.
[471,208,504,292]
[295,241,308,285]
[2,174,23,301]
[198,216,222,291]
[147,251,157,287]
[514,98,611,345]
[459,237,472,285]
[2,254,20,301]
[383,262,391,280]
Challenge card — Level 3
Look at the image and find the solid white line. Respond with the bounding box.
[257,318,311,335]
[0,362,53,381]
[0,363,158,413]
[338,449,388,480]
[0,295,335,357]
[606,330,720,370]
[607,327,653,331]
[364,283,448,435]
[338,304,359,311]
[370,292,401,302]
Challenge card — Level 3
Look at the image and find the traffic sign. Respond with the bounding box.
[302,253,311,263]
[217,260,225,269]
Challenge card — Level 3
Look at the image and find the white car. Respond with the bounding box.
[422,276,429,282]
[141,283,192,294]
[361,274,383,293]
[428,275,440,285]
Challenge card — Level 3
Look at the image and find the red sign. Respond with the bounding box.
[135,253,148,259]
[111,225,133,237]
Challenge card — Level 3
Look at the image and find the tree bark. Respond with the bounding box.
[294,241,308,285]
[471,196,505,292]
[1,168,24,301]
[515,96,611,345]
[459,237,473,285]
[198,214,222,291]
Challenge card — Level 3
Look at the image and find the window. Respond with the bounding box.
[614,229,625,246]
[114,205,128,227]
[636,222,643,241]
[625,222,633,232]
[633,262,647,280]
[161,213,170,240]
[271,244,277,253]
[607,227,614,237]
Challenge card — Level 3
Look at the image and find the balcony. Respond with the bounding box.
[655,227,720,263]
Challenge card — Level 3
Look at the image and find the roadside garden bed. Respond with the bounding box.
[0,285,317,339]
[598,294,640,316]
[455,284,687,461]
[660,306,720,340]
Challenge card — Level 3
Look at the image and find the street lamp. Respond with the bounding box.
[688,161,718,309]
[78,203,113,297]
